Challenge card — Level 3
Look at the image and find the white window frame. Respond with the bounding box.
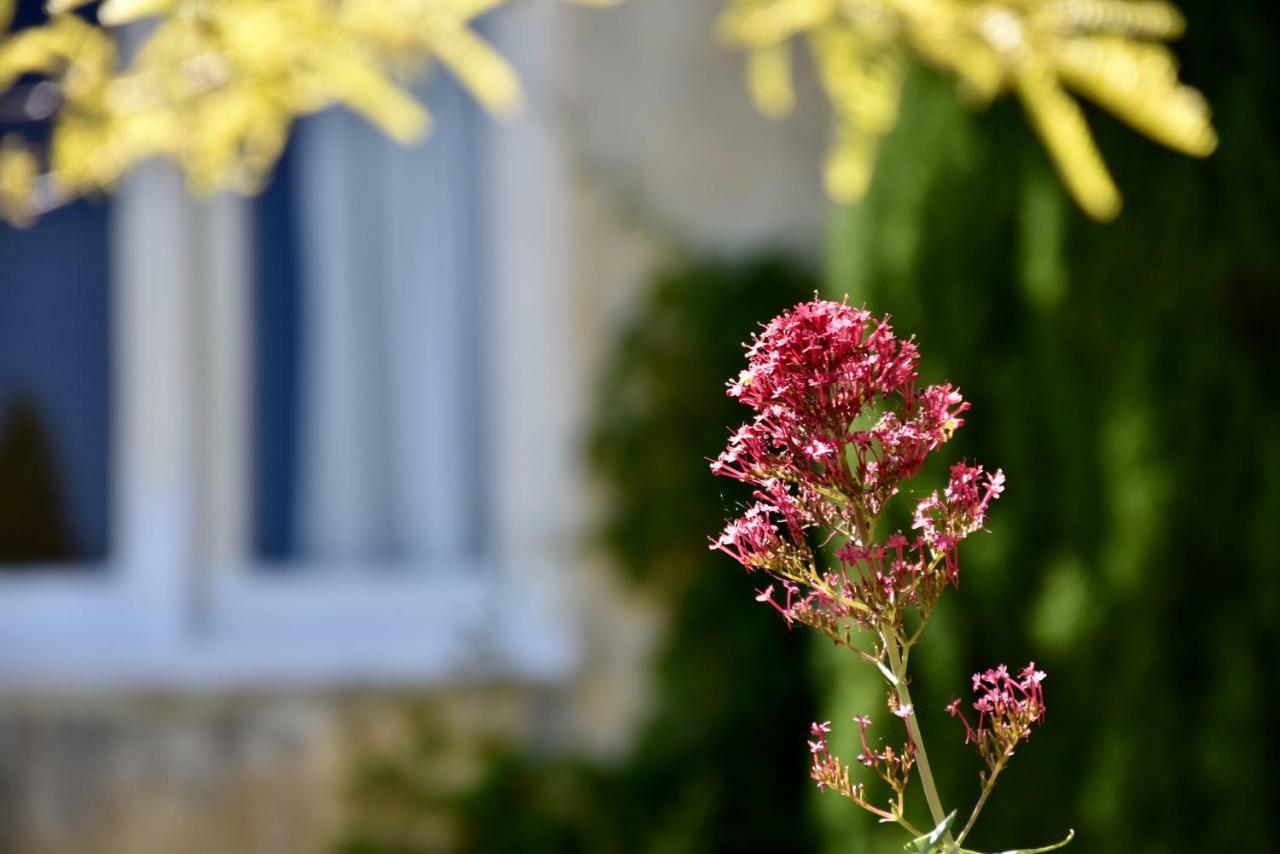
[0,10,580,689]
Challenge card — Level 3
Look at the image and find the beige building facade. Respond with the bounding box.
[0,2,827,851]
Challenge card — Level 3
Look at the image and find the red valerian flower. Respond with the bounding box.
[711,300,1065,850]
[913,463,1006,584]
[807,716,913,806]
[709,297,1002,634]
[946,662,1048,770]
[710,502,784,571]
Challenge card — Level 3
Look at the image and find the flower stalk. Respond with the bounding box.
[956,755,1007,847]
[710,298,1070,853]
[884,628,953,848]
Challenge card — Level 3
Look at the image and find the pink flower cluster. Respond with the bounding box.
[808,716,914,810]
[946,663,1047,770]
[851,713,915,779]
[709,298,1004,633]
[913,462,1006,584]
[807,721,847,793]
[711,300,965,515]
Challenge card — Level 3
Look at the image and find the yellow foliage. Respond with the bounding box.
[0,0,1216,224]
[719,0,1218,220]
[0,0,610,223]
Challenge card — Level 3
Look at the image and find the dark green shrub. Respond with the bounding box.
[336,255,822,854]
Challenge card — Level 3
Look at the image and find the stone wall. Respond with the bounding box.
[0,686,555,854]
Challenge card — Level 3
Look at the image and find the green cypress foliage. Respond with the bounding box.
[821,3,1280,850]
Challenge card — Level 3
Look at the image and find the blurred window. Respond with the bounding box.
[252,78,489,568]
[0,17,575,685]
[0,207,112,567]
[0,11,112,568]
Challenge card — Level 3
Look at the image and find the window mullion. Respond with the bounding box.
[110,165,204,644]
[191,193,253,627]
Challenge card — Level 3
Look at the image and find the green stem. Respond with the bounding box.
[884,629,954,848]
[955,758,1005,846]
[958,829,1076,854]
[854,798,923,837]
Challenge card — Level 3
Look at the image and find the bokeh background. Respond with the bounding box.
[0,0,1277,852]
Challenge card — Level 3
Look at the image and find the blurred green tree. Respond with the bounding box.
[817,1,1280,850]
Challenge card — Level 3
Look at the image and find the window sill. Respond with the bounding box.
[0,565,578,691]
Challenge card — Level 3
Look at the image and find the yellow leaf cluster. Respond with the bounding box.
[0,0,611,224]
[719,0,1218,220]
